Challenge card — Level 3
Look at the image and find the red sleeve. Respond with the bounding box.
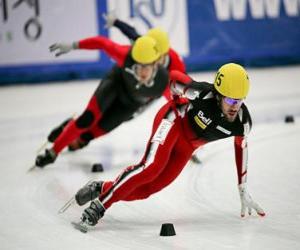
[168,49,186,73]
[162,70,192,101]
[170,70,192,84]
[234,136,248,185]
[78,36,130,67]
[162,78,172,101]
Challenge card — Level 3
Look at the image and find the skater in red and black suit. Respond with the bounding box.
[35,35,169,167]
[74,63,266,227]
[35,19,190,163]
[44,18,187,153]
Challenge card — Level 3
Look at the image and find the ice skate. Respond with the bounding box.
[75,181,104,206]
[58,180,94,214]
[35,148,57,167]
[81,199,106,226]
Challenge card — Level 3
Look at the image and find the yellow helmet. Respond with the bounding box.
[131,36,160,64]
[214,63,250,99]
[146,27,170,55]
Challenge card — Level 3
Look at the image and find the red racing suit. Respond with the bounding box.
[98,71,251,210]
[52,36,169,154]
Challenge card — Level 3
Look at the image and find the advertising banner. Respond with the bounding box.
[0,0,300,84]
[107,0,189,56]
[186,0,300,69]
[0,0,99,66]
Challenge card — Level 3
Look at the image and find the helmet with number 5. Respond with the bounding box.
[214,63,250,99]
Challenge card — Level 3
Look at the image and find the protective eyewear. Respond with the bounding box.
[133,63,155,72]
[224,97,243,106]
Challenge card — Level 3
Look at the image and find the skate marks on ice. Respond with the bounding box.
[4,120,300,250]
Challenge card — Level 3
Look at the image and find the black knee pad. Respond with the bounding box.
[80,132,94,142]
[76,111,95,129]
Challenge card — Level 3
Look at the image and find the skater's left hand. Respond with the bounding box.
[238,183,265,217]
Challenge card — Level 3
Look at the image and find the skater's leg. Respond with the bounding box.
[123,114,207,200]
[99,102,180,209]
[68,98,138,150]
[35,79,118,167]
[52,78,118,154]
[123,131,194,200]
[52,96,102,154]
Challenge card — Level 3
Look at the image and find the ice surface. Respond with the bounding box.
[0,66,300,250]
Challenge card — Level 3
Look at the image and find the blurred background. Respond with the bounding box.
[1,1,300,249]
[0,0,299,85]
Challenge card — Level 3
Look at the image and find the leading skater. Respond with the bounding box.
[74,63,265,227]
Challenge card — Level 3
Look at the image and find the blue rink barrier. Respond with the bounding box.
[186,1,300,70]
[0,0,300,85]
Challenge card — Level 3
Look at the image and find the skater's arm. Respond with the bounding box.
[234,106,253,185]
[234,117,265,217]
[77,36,129,66]
[235,135,265,217]
[103,12,141,41]
[168,49,186,73]
[114,19,141,41]
[169,70,192,95]
[234,135,248,185]
[169,70,210,100]
[49,36,129,66]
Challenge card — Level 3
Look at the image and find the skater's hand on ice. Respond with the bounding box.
[238,183,265,217]
[49,42,78,57]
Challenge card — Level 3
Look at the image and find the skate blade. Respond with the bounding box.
[36,141,49,154]
[27,164,37,173]
[71,221,89,233]
[58,179,94,214]
[58,197,76,214]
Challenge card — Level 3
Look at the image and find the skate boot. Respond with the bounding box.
[75,181,103,206]
[68,138,89,152]
[35,148,57,167]
[81,199,106,226]
[47,118,72,142]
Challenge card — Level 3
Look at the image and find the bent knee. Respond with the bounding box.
[76,111,95,128]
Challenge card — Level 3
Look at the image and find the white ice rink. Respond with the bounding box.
[0,66,300,250]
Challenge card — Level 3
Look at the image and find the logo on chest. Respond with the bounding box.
[194,110,212,129]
